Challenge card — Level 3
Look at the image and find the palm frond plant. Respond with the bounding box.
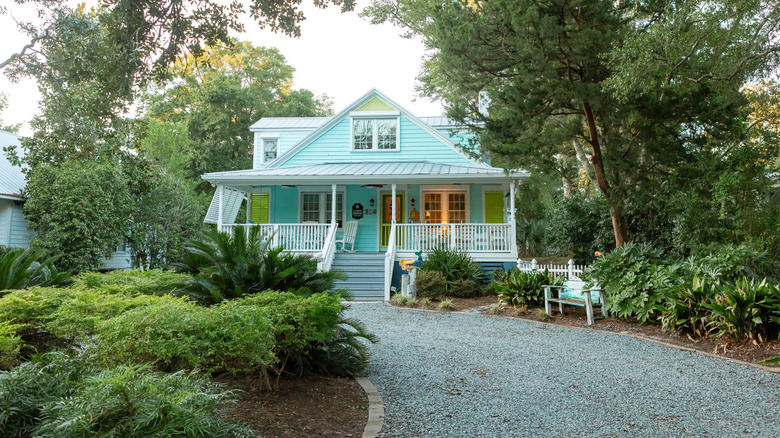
[175,228,345,305]
[0,246,72,293]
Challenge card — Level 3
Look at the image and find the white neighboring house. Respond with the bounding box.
[0,130,133,270]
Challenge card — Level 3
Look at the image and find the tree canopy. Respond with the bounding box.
[365,0,780,249]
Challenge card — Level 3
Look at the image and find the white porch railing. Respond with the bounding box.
[395,223,514,253]
[516,258,587,280]
[218,223,330,252]
[318,222,339,272]
[384,224,397,300]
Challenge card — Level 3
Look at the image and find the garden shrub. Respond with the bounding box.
[415,270,447,298]
[491,268,563,308]
[448,278,482,298]
[584,243,673,323]
[73,269,190,296]
[420,247,485,285]
[176,228,346,304]
[0,322,21,370]
[659,275,718,337]
[705,278,780,343]
[235,292,378,377]
[0,352,254,438]
[95,297,276,377]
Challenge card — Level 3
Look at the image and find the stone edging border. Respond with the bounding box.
[355,375,384,438]
[382,301,780,374]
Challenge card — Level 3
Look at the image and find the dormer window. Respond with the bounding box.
[351,118,399,151]
[263,138,278,162]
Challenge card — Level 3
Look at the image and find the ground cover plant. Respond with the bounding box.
[0,352,255,438]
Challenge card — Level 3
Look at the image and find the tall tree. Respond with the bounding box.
[142,40,332,191]
[365,0,780,248]
[0,93,21,133]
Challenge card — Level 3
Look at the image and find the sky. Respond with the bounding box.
[0,1,444,136]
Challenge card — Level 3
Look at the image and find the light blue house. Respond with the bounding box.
[202,89,529,300]
[0,130,132,270]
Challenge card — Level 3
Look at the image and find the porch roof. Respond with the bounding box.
[202,161,530,187]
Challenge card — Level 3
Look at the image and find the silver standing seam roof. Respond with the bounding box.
[202,161,529,187]
[251,116,459,130]
[0,130,25,199]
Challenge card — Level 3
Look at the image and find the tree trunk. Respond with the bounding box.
[582,100,629,248]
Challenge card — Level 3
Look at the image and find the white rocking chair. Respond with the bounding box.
[335,221,358,252]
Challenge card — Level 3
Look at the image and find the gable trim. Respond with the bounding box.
[268,88,488,168]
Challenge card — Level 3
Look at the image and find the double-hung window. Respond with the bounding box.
[300,193,345,228]
[352,118,398,151]
[263,138,278,163]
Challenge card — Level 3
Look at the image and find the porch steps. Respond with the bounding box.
[331,253,386,301]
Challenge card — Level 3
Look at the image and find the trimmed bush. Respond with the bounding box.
[95,297,276,376]
[415,270,447,298]
[72,269,190,296]
[448,278,481,298]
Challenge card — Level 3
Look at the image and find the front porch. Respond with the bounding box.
[203,162,529,300]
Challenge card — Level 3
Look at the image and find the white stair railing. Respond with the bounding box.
[383,224,397,301]
[317,221,339,272]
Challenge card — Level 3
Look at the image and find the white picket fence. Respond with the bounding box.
[516,258,588,280]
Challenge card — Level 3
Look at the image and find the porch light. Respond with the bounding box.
[369,198,375,207]
[410,198,416,207]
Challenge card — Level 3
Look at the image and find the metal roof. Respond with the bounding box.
[0,130,25,199]
[250,116,460,130]
[202,161,529,187]
[250,117,330,130]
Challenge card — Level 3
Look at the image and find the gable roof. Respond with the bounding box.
[267,89,488,168]
[0,130,26,200]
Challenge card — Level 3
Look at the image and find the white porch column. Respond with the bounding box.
[217,185,225,232]
[246,191,251,223]
[391,184,397,224]
[509,180,517,253]
[331,184,337,225]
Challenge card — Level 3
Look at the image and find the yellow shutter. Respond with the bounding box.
[250,193,269,224]
[484,191,505,223]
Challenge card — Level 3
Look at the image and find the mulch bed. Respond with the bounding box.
[217,373,368,437]
[392,295,780,367]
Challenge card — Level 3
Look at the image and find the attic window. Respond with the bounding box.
[263,138,278,162]
[352,118,399,151]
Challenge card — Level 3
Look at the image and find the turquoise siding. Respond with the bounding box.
[270,186,299,223]
[282,118,474,167]
[0,200,33,248]
[469,184,484,222]
[439,129,479,156]
[254,129,316,167]
[347,185,379,252]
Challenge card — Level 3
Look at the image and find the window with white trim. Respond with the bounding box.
[352,118,398,150]
[423,191,467,224]
[263,138,278,162]
[300,193,345,228]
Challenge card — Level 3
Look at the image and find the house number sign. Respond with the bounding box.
[351,203,364,220]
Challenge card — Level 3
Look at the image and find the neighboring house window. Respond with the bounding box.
[352,118,398,151]
[423,191,467,224]
[263,138,278,162]
[301,193,345,227]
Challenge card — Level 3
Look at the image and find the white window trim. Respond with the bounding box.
[297,191,347,228]
[420,185,471,224]
[260,137,280,164]
[350,116,401,152]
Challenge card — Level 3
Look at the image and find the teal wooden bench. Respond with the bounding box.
[543,279,608,326]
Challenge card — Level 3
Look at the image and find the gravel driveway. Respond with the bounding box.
[347,303,780,437]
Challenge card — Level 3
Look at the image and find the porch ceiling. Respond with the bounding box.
[202,161,530,189]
